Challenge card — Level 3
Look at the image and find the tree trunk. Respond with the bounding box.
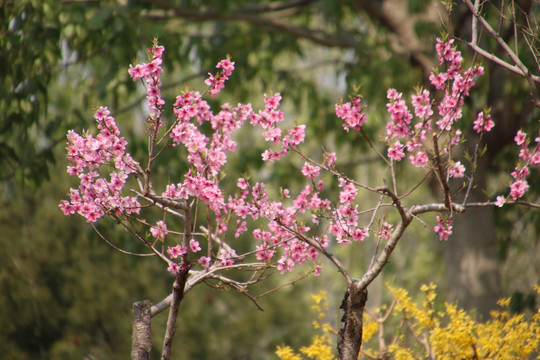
[337,286,368,360]
[132,300,152,360]
[445,190,501,318]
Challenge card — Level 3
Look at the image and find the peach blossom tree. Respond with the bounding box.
[60,38,539,360]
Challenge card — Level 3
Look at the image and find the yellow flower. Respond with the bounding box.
[275,345,302,360]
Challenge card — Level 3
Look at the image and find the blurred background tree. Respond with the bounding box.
[1,0,538,358]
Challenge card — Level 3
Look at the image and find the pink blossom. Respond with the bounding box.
[511,166,529,181]
[167,244,187,259]
[473,112,495,133]
[494,195,506,207]
[448,161,465,178]
[518,148,531,161]
[409,151,428,168]
[190,239,201,253]
[167,262,181,274]
[301,162,321,178]
[198,256,211,269]
[262,127,282,144]
[326,152,337,167]
[429,72,448,90]
[531,152,540,166]
[509,180,529,200]
[277,257,296,274]
[234,220,248,238]
[434,215,453,241]
[59,200,76,216]
[151,220,168,240]
[411,89,433,119]
[387,141,405,161]
[94,106,110,120]
[204,58,235,97]
[128,64,145,81]
[336,96,366,132]
[450,129,462,146]
[377,222,393,241]
[217,248,237,267]
[237,178,249,190]
[151,45,164,59]
[352,227,369,242]
[515,130,527,146]
[264,93,282,110]
[216,58,235,77]
[288,125,306,146]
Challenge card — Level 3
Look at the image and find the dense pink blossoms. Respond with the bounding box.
[338,38,486,190]
[61,39,537,278]
[59,105,141,222]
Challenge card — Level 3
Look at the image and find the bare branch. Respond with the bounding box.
[133,190,188,220]
[355,214,411,291]
[138,0,358,49]
[279,222,352,286]
[91,223,155,256]
[431,132,452,211]
[463,0,540,108]
[463,0,538,80]
[161,208,192,360]
[151,261,270,317]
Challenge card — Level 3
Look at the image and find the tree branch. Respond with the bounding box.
[160,269,189,360]
[138,0,358,49]
[463,0,540,108]
[160,206,192,360]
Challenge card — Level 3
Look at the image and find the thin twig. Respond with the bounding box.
[91,223,155,256]
[431,132,452,211]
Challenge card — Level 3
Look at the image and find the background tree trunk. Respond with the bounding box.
[445,190,501,318]
[132,300,152,360]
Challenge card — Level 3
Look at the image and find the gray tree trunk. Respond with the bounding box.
[132,300,152,360]
[445,190,501,318]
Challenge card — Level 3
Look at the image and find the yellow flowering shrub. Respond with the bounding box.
[275,285,540,359]
[276,292,336,360]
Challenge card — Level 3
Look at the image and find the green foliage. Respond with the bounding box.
[0,178,161,358]
[1,0,61,186]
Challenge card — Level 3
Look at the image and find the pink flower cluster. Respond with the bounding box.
[335,96,367,132]
[128,41,166,123]
[334,38,490,240]
[205,58,235,97]
[168,89,254,217]
[61,39,537,280]
[151,220,168,240]
[226,173,331,274]
[472,111,495,134]
[59,106,140,222]
[250,93,306,162]
[434,215,453,241]
[327,177,369,244]
[385,40,484,172]
[504,129,540,201]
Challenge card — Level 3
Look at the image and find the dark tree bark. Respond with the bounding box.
[132,300,152,360]
[337,285,368,360]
